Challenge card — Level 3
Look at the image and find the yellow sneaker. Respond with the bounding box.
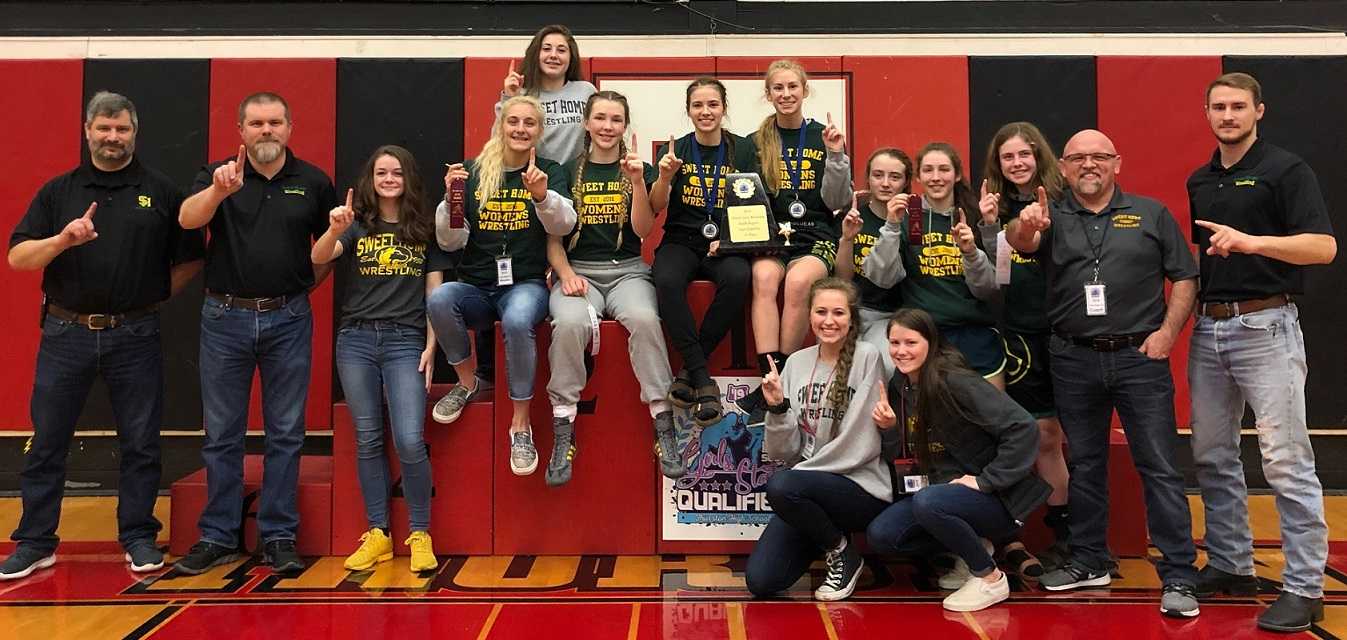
[343,528,393,571]
[406,531,437,573]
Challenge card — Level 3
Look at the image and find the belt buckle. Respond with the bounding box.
[255,297,282,312]
[1090,336,1113,351]
[85,314,110,330]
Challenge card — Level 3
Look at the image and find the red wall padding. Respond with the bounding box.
[0,60,83,429]
[208,59,337,430]
[1097,56,1222,428]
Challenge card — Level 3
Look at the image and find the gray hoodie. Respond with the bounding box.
[764,341,893,503]
[496,80,597,165]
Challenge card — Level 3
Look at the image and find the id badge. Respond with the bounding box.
[902,475,930,494]
[1084,283,1107,316]
[995,230,1012,285]
[496,255,514,286]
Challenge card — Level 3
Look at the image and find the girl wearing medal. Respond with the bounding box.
[866,308,1049,612]
[312,146,450,574]
[976,122,1070,575]
[649,77,758,426]
[747,278,889,602]
[428,95,577,476]
[892,142,1005,388]
[498,24,597,164]
[542,91,682,487]
[749,59,854,395]
[836,147,914,380]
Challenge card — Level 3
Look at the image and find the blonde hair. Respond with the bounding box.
[753,59,811,196]
[474,95,545,213]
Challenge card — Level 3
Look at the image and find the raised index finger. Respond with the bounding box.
[1193,219,1221,231]
[980,179,989,198]
[850,191,858,211]
[83,201,98,220]
[667,135,676,156]
[344,188,353,210]
[766,356,778,377]
[956,207,966,227]
[528,147,537,170]
[235,144,246,168]
[1036,185,1048,209]
[508,58,516,75]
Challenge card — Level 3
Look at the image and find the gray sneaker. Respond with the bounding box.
[1161,582,1200,618]
[432,377,484,424]
[653,411,686,479]
[510,430,538,476]
[545,418,576,487]
[0,546,56,580]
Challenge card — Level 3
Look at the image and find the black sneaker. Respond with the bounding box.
[1194,564,1258,598]
[263,539,305,576]
[1160,582,1200,618]
[545,417,576,487]
[1040,561,1111,591]
[1257,591,1324,633]
[173,540,240,575]
[124,541,165,573]
[0,546,56,580]
[814,539,863,601]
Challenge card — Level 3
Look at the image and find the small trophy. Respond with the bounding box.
[448,177,466,228]
[716,173,784,256]
[777,221,794,247]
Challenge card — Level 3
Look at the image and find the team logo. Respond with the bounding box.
[732,177,755,199]
[375,246,413,269]
[283,186,307,196]
[137,195,152,208]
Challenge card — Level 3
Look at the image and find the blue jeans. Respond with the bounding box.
[1049,335,1197,585]
[427,280,549,401]
[1189,304,1326,599]
[867,483,1018,576]
[197,294,312,548]
[745,470,889,597]
[13,314,163,553]
[336,322,432,532]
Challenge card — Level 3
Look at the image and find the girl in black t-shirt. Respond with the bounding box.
[542,90,681,486]
[649,78,757,426]
[749,59,854,396]
[312,145,449,575]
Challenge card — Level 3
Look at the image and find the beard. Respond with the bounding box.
[1215,125,1253,146]
[251,140,284,164]
[91,140,132,162]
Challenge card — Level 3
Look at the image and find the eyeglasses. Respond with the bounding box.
[1062,153,1118,165]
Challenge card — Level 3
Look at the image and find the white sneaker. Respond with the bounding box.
[937,538,995,590]
[943,572,1010,612]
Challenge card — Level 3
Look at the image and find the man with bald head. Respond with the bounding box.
[1008,129,1200,617]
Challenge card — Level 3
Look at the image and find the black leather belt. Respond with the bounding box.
[46,303,157,330]
[206,291,290,312]
[1056,332,1148,352]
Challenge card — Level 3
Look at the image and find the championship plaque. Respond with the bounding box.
[717,173,785,255]
[448,177,467,228]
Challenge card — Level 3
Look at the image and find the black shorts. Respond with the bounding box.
[941,325,1006,379]
[1002,329,1055,418]
[766,238,837,272]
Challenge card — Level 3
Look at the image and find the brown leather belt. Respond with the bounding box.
[206,291,290,312]
[1198,294,1290,320]
[46,303,157,330]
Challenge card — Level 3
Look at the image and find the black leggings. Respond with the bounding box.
[745,469,890,598]
[651,241,750,379]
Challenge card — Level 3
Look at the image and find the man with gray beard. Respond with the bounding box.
[174,92,336,577]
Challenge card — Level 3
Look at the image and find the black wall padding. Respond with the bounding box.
[334,58,465,387]
[82,59,211,429]
[1224,56,1347,427]
[967,56,1097,182]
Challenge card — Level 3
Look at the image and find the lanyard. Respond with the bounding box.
[690,139,726,222]
[782,122,809,198]
[1077,210,1113,283]
[896,379,911,460]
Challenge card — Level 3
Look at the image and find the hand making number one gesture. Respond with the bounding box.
[872,381,896,430]
[521,148,549,202]
[978,179,1001,225]
[622,133,645,180]
[953,208,977,256]
[329,188,355,233]
[658,134,683,181]
[212,145,247,195]
[1018,185,1052,233]
[761,356,784,407]
[841,190,864,241]
[59,201,99,248]
[822,112,846,153]
[502,59,524,98]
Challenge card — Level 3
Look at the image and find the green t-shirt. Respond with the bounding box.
[764,120,837,245]
[998,195,1049,334]
[657,132,760,248]
[562,159,656,263]
[850,208,903,312]
[458,157,569,287]
[900,201,994,328]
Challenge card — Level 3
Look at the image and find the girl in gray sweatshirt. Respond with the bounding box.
[745,278,892,603]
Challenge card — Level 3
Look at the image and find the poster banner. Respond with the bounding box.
[661,376,784,541]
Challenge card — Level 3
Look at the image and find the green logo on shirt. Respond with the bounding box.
[283,186,307,196]
[1234,178,1257,187]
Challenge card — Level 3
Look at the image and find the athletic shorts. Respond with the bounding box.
[766,238,837,272]
[1002,329,1055,418]
[941,325,1007,379]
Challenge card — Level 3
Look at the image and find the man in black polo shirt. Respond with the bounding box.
[1186,72,1336,633]
[1,92,204,579]
[1007,129,1201,617]
[174,92,335,577]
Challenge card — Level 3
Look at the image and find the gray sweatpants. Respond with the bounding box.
[547,257,674,417]
[860,306,896,381]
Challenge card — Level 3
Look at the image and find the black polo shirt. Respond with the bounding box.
[1187,139,1334,302]
[191,150,335,298]
[10,157,204,314]
[1035,188,1197,337]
